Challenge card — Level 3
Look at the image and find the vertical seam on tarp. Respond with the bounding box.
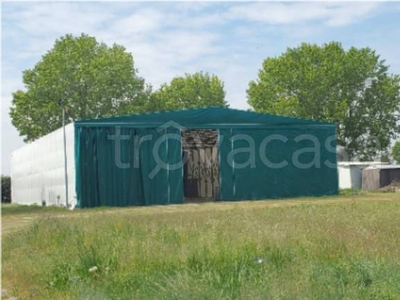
[218,129,222,200]
[94,128,100,207]
[74,124,81,208]
[167,129,170,204]
[180,128,184,204]
[231,128,236,197]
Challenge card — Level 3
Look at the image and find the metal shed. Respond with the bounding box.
[74,107,339,207]
[337,162,389,189]
[362,165,400,191]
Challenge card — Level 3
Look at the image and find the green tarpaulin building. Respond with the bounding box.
[74,107,338,208]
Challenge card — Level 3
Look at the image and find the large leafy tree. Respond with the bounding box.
[10,34,150,141]
[151,72,227,111]
[247,42,400,160]
[393,140,400,164]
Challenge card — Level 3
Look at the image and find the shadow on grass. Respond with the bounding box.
[1,204,68,216]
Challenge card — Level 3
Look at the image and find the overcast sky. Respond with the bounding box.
[2,2,400,175]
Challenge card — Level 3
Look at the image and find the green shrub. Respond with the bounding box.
[1,175,11,203]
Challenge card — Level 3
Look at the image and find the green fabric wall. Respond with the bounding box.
[75,127,183,208]
[75,108,338,207]
[218,128,338,200]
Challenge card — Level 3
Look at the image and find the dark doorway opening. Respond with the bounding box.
[181,129,219,203]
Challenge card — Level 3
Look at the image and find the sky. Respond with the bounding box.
[2,1,400,175]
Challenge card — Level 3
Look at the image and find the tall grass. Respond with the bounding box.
[3,199,400,299]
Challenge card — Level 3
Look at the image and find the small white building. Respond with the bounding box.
[338,162,389,189]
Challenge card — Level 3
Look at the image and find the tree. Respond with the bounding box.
[1,175,11,203]
[10,34,150,142]
[151,72,227,111]
[247,42,400,160]
[393,140,400,164]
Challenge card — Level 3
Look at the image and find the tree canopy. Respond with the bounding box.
[247,42,400,160]
[392,140,400,164]
[151,72,227,111]
[10,34,150,141]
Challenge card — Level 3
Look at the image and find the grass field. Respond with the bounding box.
[2,193,400,299]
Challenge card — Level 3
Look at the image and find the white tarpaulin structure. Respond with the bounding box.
[11,123,76,207]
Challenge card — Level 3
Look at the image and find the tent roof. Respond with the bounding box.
[75,107,335,129]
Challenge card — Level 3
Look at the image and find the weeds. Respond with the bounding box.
[2,197,400,299]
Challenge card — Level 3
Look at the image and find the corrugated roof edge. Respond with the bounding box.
[365,165,400,170]
[74,106,336,126]
[218,107,335,126]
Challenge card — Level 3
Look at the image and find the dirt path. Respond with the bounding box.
[2,193,398,235]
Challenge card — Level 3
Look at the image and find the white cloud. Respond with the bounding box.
[226,3,380,26]
[4,3,115,36]
[113,28,222,88]
[324,3,380,27]
[110,8,165,36]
